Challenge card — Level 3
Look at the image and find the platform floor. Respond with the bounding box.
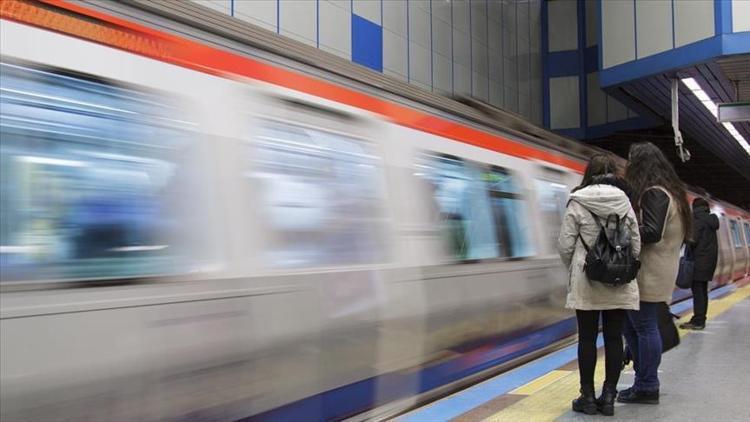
[397,283,750,422]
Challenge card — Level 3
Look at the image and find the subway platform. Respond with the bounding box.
[397,283,750,422]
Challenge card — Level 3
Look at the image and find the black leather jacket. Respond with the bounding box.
[638,188,670,244]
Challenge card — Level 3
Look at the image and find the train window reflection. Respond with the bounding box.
[485,168,534,258]
[0,62,201,282]
[730,220,742,248]
[417,155,532,261]
[250,121,385,268]
[534,179,569,253]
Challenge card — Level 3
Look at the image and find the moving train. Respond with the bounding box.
[1,1,748,420]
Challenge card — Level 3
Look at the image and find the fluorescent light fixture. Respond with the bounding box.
[681,78,750,155]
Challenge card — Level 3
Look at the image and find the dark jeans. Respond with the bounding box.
[576,309,626,388]
[623,302,661,392]
[691,281,709,325]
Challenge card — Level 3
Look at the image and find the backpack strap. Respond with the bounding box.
[569,199,603,253]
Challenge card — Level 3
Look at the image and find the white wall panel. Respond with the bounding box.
[433,0,451,24]
[602,0,635,68]
[471,0,488,45]
[433,53,453,94]
[234,0,277,32]
[548,0,578,52]
[384,29,408,79]
[550,76,580,129]
[433,16,452,58]
[383,0,407,37]
[490,81,503,108]
[473,72,489,101]
[518,1,530,43]
[489,52,502,83]
[409,41,432,88]
[454,63,471,95]
[453,0,470,32]
[409,2,431,48]
[489,0,501,25]
[503,55,517,89]
[587,72,607,126]
[504,86,518,113]
[674,0,714,47]
[280,0,317,46]
[733,0,750,32]
[453,28,471,68]
[353,0,381,24]
[473,41,488,77]
[319,0,351,58]
[518,54,530,96]
[636,0,673,58]
[519,92,531,120]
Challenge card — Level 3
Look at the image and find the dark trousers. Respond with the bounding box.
[623,301,662,392]
[691,280,709,325]
[575,309,626,388]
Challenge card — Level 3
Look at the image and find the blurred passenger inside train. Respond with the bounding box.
[680,198,720,330]
[619,142,692,405]
[557,153,641,416]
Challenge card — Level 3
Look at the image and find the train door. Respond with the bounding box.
[744,221,750,277]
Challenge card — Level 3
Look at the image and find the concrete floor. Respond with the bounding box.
[557,296,750,422]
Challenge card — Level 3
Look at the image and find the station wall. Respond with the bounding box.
[190,0,543,125]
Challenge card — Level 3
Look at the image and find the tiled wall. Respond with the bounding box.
[600,0,717,69]
[190,0,543,125]
[545,0,639,134]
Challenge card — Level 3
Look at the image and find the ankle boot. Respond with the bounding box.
[572,384,597,415]
[597,383,618,416]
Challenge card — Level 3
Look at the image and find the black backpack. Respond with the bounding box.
[574,202,640,286]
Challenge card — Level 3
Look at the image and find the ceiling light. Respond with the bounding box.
[681,78,750,155]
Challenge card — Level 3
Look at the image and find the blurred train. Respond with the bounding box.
[1,1,749,421]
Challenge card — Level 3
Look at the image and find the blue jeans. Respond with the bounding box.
[623,301,662,392]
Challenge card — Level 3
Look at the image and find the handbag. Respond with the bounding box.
[675,244,694,289]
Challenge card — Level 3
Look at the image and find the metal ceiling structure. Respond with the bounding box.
[597,59,750,208]
[717,54,750,102]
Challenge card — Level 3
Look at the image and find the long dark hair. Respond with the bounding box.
[625,142,692,240]
[572,152,627,193]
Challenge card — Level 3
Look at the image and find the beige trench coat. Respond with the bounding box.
[558,184,641,311]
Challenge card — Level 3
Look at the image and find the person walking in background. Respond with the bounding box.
[558,153,641,416]
[680,198,719,330]
[619,142,692,405]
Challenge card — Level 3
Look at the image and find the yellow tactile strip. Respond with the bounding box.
[481,284,750,422]
[510,370,572,395]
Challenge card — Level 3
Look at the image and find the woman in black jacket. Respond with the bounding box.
[680,198,719,330]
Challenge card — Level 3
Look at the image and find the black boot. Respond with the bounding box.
[572,384,597,415]
[597,383,618,416]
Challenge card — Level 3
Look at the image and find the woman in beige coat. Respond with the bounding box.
[558,153,641,416]
[617,142,692,406]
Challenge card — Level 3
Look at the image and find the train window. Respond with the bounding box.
[250,120,385,268]
[485,167,534,258]
[744,223,750,247]
[0,62,205,282]
[730,220,743,248]
[534,179,569,252]
[417,154,532,261]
